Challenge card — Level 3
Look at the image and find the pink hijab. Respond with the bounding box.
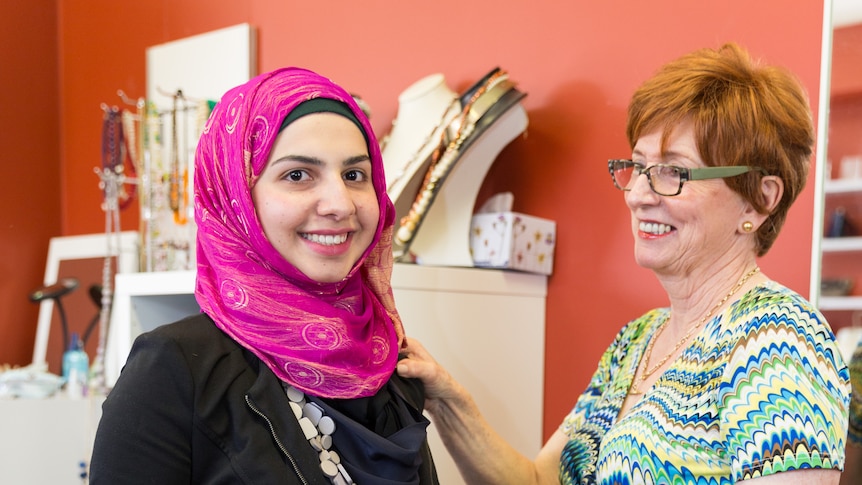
[194,67,404,399]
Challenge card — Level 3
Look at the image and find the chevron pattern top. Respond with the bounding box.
[559,281,850,484]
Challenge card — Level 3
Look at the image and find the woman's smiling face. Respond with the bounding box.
[624,121,749,277]
[252,112,379,283]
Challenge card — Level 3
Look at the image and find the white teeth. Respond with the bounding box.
[639,222,672,235]
[303,233,348,245]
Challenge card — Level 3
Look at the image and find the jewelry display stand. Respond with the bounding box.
[389,68,529,267]
[142,23,255,272]
[382,73,459,220]
[408,102,528,266]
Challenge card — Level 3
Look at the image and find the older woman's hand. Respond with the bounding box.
[397,337,465,414]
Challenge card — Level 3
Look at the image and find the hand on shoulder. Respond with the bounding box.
[397,337,466,413]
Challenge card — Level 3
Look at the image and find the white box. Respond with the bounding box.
[470,212,556,275]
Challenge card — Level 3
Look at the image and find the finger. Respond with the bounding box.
[400,338,425,362]
[396,358,426,379]
[402,336,423,353]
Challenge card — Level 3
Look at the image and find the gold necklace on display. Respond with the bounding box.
[383,96,459,194]
[628,266,760,395]
[394,70,511,250]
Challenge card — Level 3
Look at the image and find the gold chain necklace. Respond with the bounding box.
[393,69,510,250]
[628,266,760,395]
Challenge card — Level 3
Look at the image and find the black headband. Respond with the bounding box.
[279,98,367,142]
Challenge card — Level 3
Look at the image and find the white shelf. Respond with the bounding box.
[825,178,862,194]
[819,295,862,311]
[819,180,862,311]
[822,236,862,252]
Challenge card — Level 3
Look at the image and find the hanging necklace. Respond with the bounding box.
[384,96,459,196]
[393,70,512,252]
[168,90,189,225]
[628,266,760,395]
[283,384,355,484]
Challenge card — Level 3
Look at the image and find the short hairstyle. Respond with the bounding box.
[626,42,815,256]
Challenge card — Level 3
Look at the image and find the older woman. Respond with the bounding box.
[398,43,849,484]
[91,68,439,484]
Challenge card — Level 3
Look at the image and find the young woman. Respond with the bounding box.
[91,67,439,484]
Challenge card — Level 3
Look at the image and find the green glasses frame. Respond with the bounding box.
[608,159,766,196]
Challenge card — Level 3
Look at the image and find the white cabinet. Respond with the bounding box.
[814,23,862,323]
[107,264,547,485]
[0,395,103,485]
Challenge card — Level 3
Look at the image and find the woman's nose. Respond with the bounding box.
[625,171,660,206]
[317,179,355,219]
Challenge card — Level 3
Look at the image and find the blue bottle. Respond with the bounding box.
[62,332,89,397]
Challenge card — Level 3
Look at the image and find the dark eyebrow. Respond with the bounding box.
[270,154,371,167]
[343,154,371,167]
[270,154,321,166]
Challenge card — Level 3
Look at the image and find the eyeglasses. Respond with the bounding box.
[607,159,766,196]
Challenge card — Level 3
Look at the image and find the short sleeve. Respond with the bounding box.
[558,311,658,485]
[719,301,849,481]
[559,314,651,436]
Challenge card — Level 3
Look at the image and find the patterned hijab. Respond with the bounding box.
[194,67,403,399]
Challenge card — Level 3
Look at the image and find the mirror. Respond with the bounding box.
[813,0,862,359]
[32,231,138,374]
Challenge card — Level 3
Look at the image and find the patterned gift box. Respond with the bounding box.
[469,212,556,275]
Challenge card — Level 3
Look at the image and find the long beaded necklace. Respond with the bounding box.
[283,384,355,484]
[168,90,189,225]
[628,266,760,395]
[100,106,136,209]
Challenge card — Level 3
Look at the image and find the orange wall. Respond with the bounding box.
[830,23,862,99]
[828,24,862,164]
[0,0,61,366]
[3,0,826,440]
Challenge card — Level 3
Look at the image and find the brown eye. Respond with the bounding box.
[343,169,367,182]
[287,170,307,182]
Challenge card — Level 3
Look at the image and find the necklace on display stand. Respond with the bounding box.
[393,69,515,256]
[91,100,140,394]
[381,73,460,209]
[168,90,189,225]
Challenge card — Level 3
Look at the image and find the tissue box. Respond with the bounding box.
[470,212,556,275]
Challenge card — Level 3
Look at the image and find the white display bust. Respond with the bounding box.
[381,73,459,213]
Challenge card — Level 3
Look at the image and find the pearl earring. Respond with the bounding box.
[742,221,754,233]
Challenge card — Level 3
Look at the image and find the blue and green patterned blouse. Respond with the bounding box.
[849,340,862,445]
[559,281,850,484]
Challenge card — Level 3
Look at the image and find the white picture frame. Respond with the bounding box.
[31,231,139,368]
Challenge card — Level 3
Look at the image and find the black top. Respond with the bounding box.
[90,313,439,484]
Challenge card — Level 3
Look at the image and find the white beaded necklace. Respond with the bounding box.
[283,384,355,484]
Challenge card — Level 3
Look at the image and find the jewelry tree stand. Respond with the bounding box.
[91,97,141,394]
